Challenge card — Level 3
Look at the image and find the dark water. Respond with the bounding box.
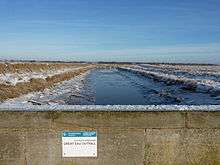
[67,69,220,105]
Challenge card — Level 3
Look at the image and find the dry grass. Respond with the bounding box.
[0,63,126,101]
[148,63,220,73]
[0,62,88,74]
[0,65,95,102]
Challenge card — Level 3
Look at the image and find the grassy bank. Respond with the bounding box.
[0,65,95,102]
[0,62,88,74]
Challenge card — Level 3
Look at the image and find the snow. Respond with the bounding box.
[0,104,219,112]
[119,65,220,95]
[0,66,86,85]
[139,64,220,78]
[0,71,90,106]
[0,64,219,110]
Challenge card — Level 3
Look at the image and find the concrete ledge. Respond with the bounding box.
[0,111,219,165]
[0,105,220,112]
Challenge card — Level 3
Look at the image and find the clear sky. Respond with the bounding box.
[0,0,220,63]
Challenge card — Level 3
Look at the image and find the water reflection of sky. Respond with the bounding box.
[81,69,220,105]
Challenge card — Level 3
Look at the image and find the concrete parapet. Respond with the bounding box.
[0,111,219,165]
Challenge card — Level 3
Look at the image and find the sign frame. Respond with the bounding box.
[62,131,97,158]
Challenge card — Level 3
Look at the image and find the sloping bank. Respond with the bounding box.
[0,105,219,165]
[0,65,95,102]
[119,66,220,96]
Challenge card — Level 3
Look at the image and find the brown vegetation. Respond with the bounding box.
[0,65,95,102]
[0,62,88,74]
[0,63,127,102]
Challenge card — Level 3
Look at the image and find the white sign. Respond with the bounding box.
[62,131,97,157]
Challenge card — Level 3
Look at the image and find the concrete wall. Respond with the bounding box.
[0,111,219,165]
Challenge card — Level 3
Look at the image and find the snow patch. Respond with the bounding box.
[119,66,220,95]
[0,71,91,106]
[0,66,87,85]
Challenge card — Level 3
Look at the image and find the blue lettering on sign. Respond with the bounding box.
[63,131,97,137]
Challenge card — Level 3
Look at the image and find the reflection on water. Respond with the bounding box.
[68,69,220,105]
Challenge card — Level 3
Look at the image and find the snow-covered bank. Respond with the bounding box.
[0,66,87,85]
[0,104,219,111]
[1,65,219,107]
[140,64,220,77]
[119,66,220,95]
[0,71,92,106]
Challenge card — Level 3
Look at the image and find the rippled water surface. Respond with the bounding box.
[76,69,220,105]
[2,68,219,106]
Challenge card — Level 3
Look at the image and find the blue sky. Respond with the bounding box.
[0,0,220,63]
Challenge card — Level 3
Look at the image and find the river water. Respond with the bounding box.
[2,68,219,106]
[66,69,220,105]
